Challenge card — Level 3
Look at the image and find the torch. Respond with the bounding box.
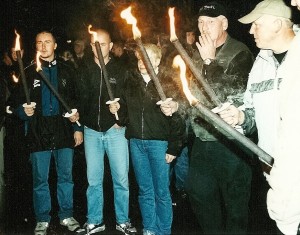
[173,55,273,167]
[88,25,120,120]
[168,8,224,109]
[36,52,81,126]
[14,30,36,109]
[120,6,172,105]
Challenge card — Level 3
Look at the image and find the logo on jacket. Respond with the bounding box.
[33,79,40,88]
[109,77,117,84]
[62,78,67,87]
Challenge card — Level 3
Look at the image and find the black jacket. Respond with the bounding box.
[122,69,186,156]
[78,57,127,132]
[18,57,79,152]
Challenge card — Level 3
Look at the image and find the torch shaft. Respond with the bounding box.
[95,42,115,100]
[193,100,273,167]
[172,39,221,107]
[16,50,30,105]
[37,70,72,113]
[136,38,167,101]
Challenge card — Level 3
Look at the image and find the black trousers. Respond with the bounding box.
[185,138,252,234]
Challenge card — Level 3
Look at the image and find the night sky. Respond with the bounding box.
[0,0,299,59]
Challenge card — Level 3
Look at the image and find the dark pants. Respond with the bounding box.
[185,138,252,234]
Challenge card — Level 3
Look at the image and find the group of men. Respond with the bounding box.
[2,0,300,235]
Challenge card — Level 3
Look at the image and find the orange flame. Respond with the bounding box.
[88,25,98,42]
[36,51,42,72]
[173,55,198,105]
[168,8,178,42]
[12,73,19,83]
[14,30,21,51]
[120,6,141,39]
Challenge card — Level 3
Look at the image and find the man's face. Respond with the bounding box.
[90,32,112,61]
[111,45,123,57]
[36,32,57,61]
[11,48,24,61]
[249,15,279,50]
[186,32,196,45]
[198,16,225,41]
[136,50,160,75]
[74,41,85,55]
[291,0,300,10]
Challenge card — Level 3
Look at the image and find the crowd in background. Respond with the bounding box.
[1,0,300,235]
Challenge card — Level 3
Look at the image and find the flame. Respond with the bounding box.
[173,55,198,105]
[168,8,178,42]
[14,30,21,51]
[120,6,141,39]
[36,51,42,72]
[88,25,98,42]
[12,74,19,83]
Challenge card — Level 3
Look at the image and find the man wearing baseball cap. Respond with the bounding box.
[218,0,300,234]
[181,1,254,234]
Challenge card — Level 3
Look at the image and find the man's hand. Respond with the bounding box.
[109,102,120,115]
[165,154,176,163]
[24,105,35,117]
[68,111,80,123]
[196,33,216,61]
[74,131,83,147]
[218,105,245,127]
[160,100,178,116]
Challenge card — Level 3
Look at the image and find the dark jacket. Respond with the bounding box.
[122,68,186,156]
[78,57,127,132]
[190,35,254,141]
[17,57,80,153]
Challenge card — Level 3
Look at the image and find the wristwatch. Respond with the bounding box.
[203,58,214,65]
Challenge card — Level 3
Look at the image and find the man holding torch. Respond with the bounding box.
[161,1,254,234]
[219,0,300,234]
[77,28,136,235]
[14,31,83,235]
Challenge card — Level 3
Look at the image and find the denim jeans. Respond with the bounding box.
[130,138,172,235]
[31,148,74,222]
[170,146,189,190]
[84,126,129,225]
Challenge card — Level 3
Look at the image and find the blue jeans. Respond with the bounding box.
[31,148,74,222]
[84,126,129,225]
[170,146,189,190]
[130,139,172,235]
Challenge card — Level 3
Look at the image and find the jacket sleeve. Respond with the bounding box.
[167,112,186,156]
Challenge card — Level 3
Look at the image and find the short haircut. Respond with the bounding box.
[36,31,56,43]
[143,43,162,61]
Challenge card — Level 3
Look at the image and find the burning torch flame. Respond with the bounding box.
[169,8,178,42]
[12,74,19,83]
[173,55,198,105]
[88,25,98,42]
[120,6,141,39]
[36,51,42,72]
[14,30,21,51]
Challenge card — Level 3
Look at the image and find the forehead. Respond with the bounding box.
[36,32,54,42]
[91,31,110,43]
[198,16,217,21]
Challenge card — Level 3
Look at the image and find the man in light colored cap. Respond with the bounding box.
[218,0,300,234]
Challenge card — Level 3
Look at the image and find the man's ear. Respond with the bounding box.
[274,18,283,33]
[222,17,228,31]
[54,43,57,50]
[109,42,113,51]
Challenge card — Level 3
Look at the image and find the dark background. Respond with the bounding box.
[0,0,263,58]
